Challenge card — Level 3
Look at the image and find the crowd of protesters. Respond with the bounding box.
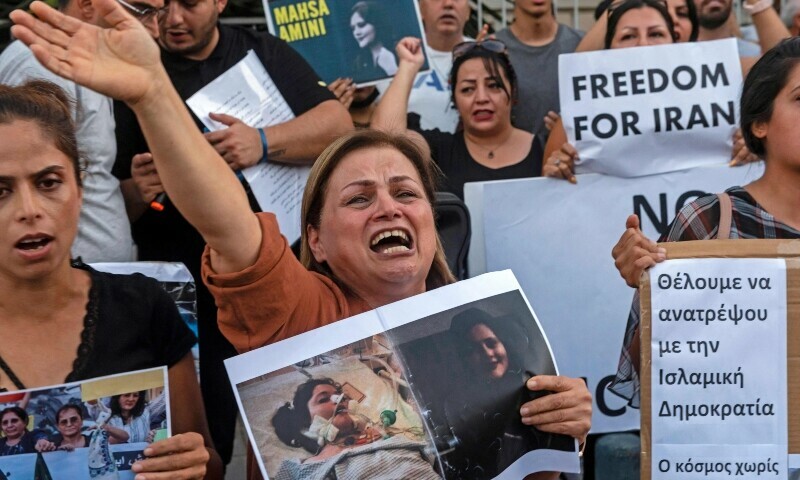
[0,0,798,476]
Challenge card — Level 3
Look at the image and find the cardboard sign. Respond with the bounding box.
[640,240,800,479]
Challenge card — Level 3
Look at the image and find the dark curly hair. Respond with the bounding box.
[110,391,147,420]
[449,308,529,377]
[449,43,518,108]
[272,378,342,454]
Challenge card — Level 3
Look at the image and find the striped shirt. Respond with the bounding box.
[609,186,800,407]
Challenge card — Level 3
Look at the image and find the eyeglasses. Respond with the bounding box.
[116,0,168,21]
[58,416,81,426]
[452,40,508,60]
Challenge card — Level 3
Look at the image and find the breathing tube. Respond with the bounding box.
[302,356,424,449]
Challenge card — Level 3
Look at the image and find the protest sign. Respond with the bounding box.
[640,242,800,479]
[186,50,307,244]
[0,367,169,480]
[263,0,428,85]
[464,162,764,433]
[558,40,742,177]
[225,270,580,479]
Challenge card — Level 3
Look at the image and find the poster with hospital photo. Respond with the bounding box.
[0,367,169,480]
[226,270,580,479]
[263,0,430,85]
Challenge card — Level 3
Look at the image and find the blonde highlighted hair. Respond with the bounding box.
[299,130,456,291]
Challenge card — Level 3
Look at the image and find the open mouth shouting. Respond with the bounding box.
[15,233,54,260]
[370,229,413,254]
[472,109,495,122]
[16,235,52,250]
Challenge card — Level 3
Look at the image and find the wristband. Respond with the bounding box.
[743,0,772,15]
[258,128,269,164]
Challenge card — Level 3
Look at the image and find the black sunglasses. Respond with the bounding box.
[452,40,508,60]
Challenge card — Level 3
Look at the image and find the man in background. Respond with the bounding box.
[495,0,583,140]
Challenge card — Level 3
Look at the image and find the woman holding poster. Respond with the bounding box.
[371,37,544,199]
[0,82,221,477]
[544,0,791,179]
[609,38,800,405]
[542,0,678,183]
[6,2,593,478]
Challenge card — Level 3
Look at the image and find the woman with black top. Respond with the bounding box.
[0,81,221,478]
[372,37,543,199]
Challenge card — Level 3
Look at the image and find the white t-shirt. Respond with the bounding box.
[377,41,463,133]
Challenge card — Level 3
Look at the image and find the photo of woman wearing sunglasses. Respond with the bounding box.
[372,37,543,200]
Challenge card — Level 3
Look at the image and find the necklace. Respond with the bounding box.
[466,133,512,161]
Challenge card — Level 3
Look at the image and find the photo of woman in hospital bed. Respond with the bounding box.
[235,337,441,480]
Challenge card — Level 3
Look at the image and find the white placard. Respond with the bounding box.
[226,271,580,479]
[650,258,788,479]
[186,50,308,244]
[558,40,742,177]
[465,162,764,433]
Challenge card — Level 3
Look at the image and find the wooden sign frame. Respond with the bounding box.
[640,239,800,478]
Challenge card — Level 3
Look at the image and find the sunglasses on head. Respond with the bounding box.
[452,40,508,60]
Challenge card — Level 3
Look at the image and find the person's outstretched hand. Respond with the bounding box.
[611,214,666,288]
[10,0,161,105]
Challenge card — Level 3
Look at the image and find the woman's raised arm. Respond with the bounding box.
[11,0,262,274]
[371,37,425,133]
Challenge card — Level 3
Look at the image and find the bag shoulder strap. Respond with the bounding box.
[716,192,732,240]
